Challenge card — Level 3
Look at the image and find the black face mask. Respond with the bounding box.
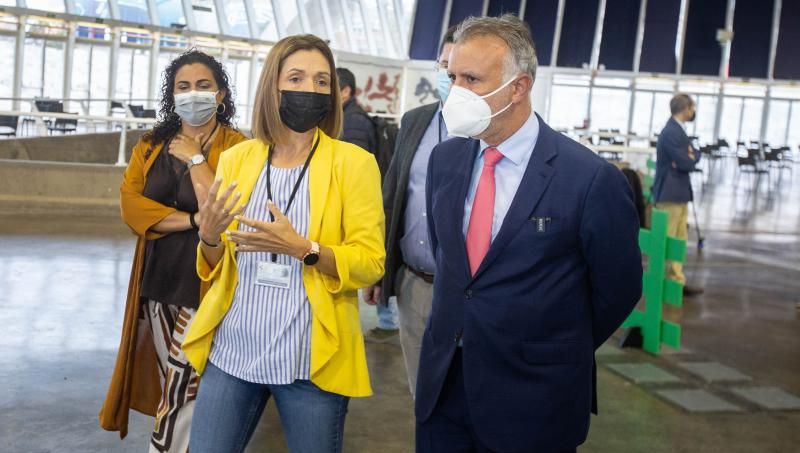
[279,90,332,133]
[688,111,696,122]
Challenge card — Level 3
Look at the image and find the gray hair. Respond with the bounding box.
[453,14,538,83]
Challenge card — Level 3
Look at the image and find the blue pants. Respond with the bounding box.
[377,296,399,330]
[416,350,576,453]
[189,362,349,453]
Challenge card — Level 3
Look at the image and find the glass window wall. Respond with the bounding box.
[549,85,590,130]
[787,102,800,150]
[118,0,151,24]
[347,0,371,54]
[155,0,186,27]
[739,98,764,143]
[765,100,790,147]
[277,0,303,36]
[590,87,631,133]
[252,1,279,41]
[191,0,220,34]
[73,0,111,19]
[630,91,654,137]
[719,97,744,144]
[326,0,350,51]
[27,0,66,13]
[301,0,328,43]
[221,0,251,38]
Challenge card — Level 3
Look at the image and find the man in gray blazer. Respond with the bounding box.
[364,27,456,396]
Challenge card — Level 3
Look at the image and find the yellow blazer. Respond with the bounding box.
[182,129,385,397]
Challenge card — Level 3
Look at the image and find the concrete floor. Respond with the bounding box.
[1,162,799,452]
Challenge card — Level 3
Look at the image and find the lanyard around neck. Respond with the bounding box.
[265,133,321,262]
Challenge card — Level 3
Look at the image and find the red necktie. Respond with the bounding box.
[466,147,504,276]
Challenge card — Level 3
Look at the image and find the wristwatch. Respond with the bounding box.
[302,241,320,265]
[187,153,205,169]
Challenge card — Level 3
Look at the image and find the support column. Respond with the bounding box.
[718,0,736,78]
[550,0,565,67]
[62,22,76,108]
[147,32,160,109]
[107,27,121,116]
[12,15,26,111]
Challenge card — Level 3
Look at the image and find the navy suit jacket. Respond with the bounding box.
[416,115,643,452]
[652,117,701,203]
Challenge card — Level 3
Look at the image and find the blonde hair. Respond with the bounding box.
[251,34,343,145]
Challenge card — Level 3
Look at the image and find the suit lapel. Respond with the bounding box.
[441,139,479,281]
[398,103,439,182]
[471,115,557,280]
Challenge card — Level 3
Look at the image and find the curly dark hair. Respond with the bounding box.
[143,49,237,146]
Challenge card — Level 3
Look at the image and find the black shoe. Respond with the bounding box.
[683,285,704,297]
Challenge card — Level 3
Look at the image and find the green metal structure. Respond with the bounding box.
[622,208,686,354]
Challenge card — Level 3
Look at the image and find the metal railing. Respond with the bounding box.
[0,109,156,166]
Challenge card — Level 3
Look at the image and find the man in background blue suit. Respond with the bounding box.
[652,94,703,296]
[416,15,643,453]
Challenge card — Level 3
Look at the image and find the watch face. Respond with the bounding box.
[191,154,205,165]
[303,253,320,266]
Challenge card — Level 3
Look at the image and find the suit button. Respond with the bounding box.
[465,290,473,300]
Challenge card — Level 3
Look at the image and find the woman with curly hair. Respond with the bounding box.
[99,49,247,452]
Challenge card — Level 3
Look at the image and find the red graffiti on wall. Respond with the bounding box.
[355,72,401,113]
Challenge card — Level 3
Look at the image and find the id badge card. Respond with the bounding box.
[256,261,292,289]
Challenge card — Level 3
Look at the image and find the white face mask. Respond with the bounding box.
[441,76,516,138]
[174,90,219,127]
[436,69,452,102]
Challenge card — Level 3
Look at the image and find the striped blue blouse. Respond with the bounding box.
[208,162,312,384]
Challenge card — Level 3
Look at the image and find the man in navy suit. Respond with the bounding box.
[416,15,643,452]
[652,94,703,296]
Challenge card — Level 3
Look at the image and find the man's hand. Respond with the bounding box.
[363,285,382,305]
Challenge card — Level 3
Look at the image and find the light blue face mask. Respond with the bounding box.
[174,90,219,126]
[436,70,452,102]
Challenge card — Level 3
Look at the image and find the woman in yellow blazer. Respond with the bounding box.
[183,35,385,453]
[99,49,247,451]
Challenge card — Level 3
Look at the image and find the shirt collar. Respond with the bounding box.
[479,110,539,166]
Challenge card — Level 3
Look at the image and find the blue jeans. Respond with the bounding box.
[189,362,349,453]
[377,296,399,330]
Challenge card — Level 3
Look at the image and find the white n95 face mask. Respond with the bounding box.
[441,76,517,138]
[174,90,219,126]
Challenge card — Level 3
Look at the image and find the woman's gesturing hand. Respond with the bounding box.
[196,179,244,246]
[229,201,310,259]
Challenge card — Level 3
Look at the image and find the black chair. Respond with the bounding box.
[127,104,155,128]
[34,100,64,113]
[29,100,64,134]
[735,146,767,190]
[0,114,19,137]
[128,104,143,116]
[765,145,793,179]
[48,113,78,134]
